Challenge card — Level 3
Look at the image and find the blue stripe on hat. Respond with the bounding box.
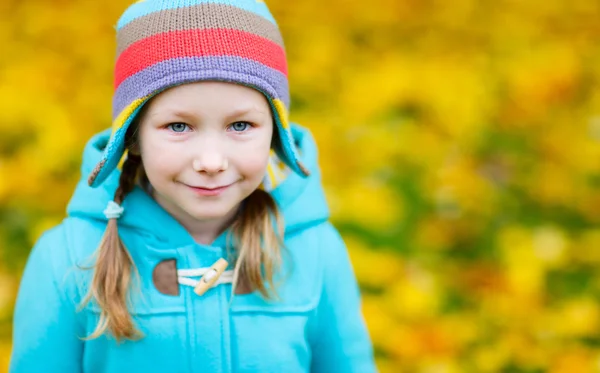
[117,0,276,30]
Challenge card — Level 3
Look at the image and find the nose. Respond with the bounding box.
[192,150,228,175]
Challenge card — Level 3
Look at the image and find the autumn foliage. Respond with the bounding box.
[1,0,600,372]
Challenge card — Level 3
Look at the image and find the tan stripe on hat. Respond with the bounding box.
[117,3,285,56]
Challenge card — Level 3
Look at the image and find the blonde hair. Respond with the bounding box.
[79,119,285,342]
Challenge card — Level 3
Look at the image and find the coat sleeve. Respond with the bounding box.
[10,225,84,373]
[309,222,377,373]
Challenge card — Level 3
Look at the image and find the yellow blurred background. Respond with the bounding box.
[2,0,600,372]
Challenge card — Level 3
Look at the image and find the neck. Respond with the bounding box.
[164,199,240,246]
[188,207,239,245]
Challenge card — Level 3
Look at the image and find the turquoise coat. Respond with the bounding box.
[10,124,376,373]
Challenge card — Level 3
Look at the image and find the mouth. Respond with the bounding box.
[192,184,231,190]
[184,181,236,196]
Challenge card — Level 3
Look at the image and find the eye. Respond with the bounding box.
[167,123,190,133]
[229,121,251,132]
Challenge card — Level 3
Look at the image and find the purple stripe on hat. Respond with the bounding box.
[112,56,290,120]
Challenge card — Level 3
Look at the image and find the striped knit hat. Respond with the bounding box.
[87,0,310,189]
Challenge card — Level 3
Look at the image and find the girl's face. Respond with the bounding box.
[136,81,274,231]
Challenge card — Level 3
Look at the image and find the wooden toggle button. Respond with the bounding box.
[194,258,229,296]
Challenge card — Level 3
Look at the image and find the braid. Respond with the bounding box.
[230,189,285,298]
[115,152,141,204]
[80,150,144,341]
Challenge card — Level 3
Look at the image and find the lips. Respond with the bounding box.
[193,186,223,190]
[190,183,233,190]
[183,181,235,196]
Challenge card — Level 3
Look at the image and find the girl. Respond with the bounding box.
[9,1,376,372]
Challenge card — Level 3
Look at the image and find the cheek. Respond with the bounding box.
[234,142,272,178]
[139,137,180,180]
[230,128,272,172]
[243,154,271,177]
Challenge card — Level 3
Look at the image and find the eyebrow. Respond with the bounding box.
[148,106,267,121]
[147,109,194,121]
[225,106,268,119]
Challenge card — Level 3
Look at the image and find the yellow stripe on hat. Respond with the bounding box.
[272,99,289,129]
[267,162,277,186]
[259,150,290,191]
[117,148,129,171]
[111,93,153,135]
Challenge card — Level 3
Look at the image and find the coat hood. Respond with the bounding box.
[66,124,330,248]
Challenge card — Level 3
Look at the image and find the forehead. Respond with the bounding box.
[145,81,270,113]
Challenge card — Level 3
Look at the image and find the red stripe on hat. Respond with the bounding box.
[114,28,287,89]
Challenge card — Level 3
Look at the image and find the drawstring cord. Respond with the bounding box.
[178,259,232,296]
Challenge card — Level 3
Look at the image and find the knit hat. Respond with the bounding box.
[87,0,310,189]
